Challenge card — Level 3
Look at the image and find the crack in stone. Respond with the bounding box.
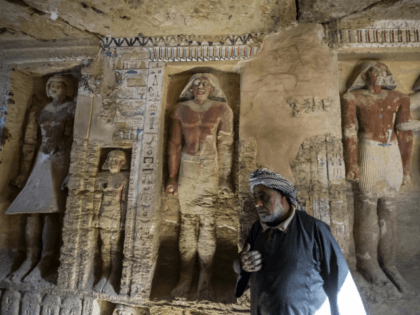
[3,0,102,40]
[319,0,403,25]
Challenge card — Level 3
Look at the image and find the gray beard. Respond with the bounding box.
[261,197,286,224]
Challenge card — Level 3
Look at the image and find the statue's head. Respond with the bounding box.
[178,73,227,103]
[362,63,393,87]
[103,150,128,173]
[46,75,74,101]
[113,305,135,315]
[348,62,396,91]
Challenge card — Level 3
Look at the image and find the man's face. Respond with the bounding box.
[49,82,66,101]
[192,78,212,103]
[253,184,290,224]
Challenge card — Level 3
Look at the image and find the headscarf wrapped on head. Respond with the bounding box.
[178,73,227,102]
[249,168,303,211]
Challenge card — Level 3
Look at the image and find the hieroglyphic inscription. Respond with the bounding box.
[21,293,41,315]
[41,296,60,315]
[1,291,20,315]
[287,97,332,117]
[59,297,81,315]
[129,62,163,297]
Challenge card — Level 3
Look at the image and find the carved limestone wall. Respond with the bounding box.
[3,24,420,315]
[291,134,349,256]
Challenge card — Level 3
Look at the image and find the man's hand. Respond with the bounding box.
[165,178,178,196]
[240,243,262,272]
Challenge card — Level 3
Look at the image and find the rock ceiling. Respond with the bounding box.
[0,0,419,42]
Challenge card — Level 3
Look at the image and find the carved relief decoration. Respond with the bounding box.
[325,21,420,48]
[291,134,349,256]
[101,34,263,62]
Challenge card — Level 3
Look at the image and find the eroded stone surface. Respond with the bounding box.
[16,0,296,38]
[298,0,380,23]
[0,0,97,41]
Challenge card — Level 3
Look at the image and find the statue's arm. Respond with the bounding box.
[120,178,129,228]
[12,108,38,188]
[217,104,234,191]
[92,175,106,228]
[342,94,360,180]
[395,96,413,182]
[64,104,76,137]
[166,106,182,195]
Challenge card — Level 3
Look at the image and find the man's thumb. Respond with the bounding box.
[245,243,251,252]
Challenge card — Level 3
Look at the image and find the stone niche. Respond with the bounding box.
[0,68,80,288]
[338,55,420,270]
[338,53,420,313]
[151,67,240,303]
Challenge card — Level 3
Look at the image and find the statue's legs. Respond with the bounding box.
[196,213,216,300]
[103,230,122,295]
[378,198,417,296]
[170,213,199,298]
[94,228,113,293]
[354,194,381,282]
[7,214,42,282]
[354,194,401,297]
[23,214,59,284]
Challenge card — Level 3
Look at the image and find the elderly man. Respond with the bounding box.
[234,168,366,315]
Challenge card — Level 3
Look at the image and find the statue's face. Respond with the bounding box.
[365,67,379,85]
[108,152,125,173]
[49,82,66,101]
[192,78,212,103]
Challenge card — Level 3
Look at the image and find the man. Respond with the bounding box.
[165,73,233,299]
[234,168,366,315]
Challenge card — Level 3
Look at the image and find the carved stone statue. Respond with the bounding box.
[165,73,233,300]
[113,305,136,315]
[93,150,129,295]
[342,62,416,296]
[6,75,76,286]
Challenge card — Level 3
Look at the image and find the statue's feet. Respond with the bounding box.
[170,280,192,298]
[197,285,215,301]
[7,256,38,283]
[382,265,418,297]
[93,277,107,293]
[23,255,53,285]
[197,271,214,301]
[357,261,402,299]
[102,274,118,295]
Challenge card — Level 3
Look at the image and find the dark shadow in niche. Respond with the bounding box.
[150,67,240,303]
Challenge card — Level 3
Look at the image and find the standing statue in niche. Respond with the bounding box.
[93,150,129,295]
[6,75,76,286]
[342,62,416,296]
[165,73,234,300]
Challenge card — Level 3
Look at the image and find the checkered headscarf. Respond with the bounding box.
[249,168,302,210]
